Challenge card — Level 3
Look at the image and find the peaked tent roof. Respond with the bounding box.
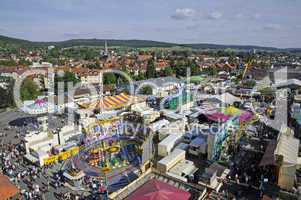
[275,130,299,165]
[206,112,231,122]
[259,140,277,167]
[219,93,242,105]
[126,179,191,200]
[79,93,131,110]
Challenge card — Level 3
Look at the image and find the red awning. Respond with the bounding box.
[127,179,191,200]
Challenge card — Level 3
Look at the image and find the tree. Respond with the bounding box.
[54,71,80,92]
[134,72,146,81]
[202,67,218,76]
[161,67,173,76]
[189,60,200,75]
[0,77,15,108]
[174,61,187,77]
[103,72,116,85]
[21,78,41,101]
[146,59,156,79]
[241,80,256,88]
[18,58,32,66]
[0,59,17,66]
[63,71,79,83]
[140,85,153,95]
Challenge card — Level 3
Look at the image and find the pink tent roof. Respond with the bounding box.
[207,112,231,122]
[239,112,253,123]
[34,98,47,106]
[127,179,191,200]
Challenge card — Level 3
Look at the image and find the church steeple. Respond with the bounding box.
[104,40,108,56]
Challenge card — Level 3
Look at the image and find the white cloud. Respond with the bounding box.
[171,8,196,20]
[208,11,223,20]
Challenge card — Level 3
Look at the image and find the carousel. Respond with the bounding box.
[71,114,143,193]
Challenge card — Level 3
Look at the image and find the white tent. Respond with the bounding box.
[211,92,242,105]
[275,127,300,190]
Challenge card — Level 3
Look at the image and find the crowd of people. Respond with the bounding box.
[0,139,88,199]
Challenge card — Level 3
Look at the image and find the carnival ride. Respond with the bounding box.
[72,135,142,192]
[163,91,193,110]
[209,106,258,160]
[22,97,53,114]
[70,113,144,193]
[78,93,131,111]
[240,58,254,81]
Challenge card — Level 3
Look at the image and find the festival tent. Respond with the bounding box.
[216,93,242,105]
[80,93,131,110]
[269,127,300,190]
[0,174,19,200]
[22,97,55,114]
[222,106,242,116]
[239,112,254,123]
[206,112,231,123]
[126,179,191,200]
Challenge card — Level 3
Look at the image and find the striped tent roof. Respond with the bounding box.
[80,93,131,110]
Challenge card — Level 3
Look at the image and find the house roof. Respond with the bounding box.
[134,76,183,87]
[273,79,301,89]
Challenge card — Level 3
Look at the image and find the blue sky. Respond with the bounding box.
[0,0,300,48]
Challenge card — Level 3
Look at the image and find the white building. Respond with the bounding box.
[167,160,198,182]
[134,76,184,97]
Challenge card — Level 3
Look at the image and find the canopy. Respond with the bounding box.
[275,130,299,165]
[222,106,242,116]
[207,112,231,122]
[239,112,254,123]
[34,98,47,106]
[218,93,242,105]
[80,93,131,110]
[0,174,19,200]
[127,179,191,200]
[23,97,53,114]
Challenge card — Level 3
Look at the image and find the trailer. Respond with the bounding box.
[158,134,182,157]
[157,149,186,173]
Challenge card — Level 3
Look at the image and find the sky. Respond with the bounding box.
[0,0,300,48]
